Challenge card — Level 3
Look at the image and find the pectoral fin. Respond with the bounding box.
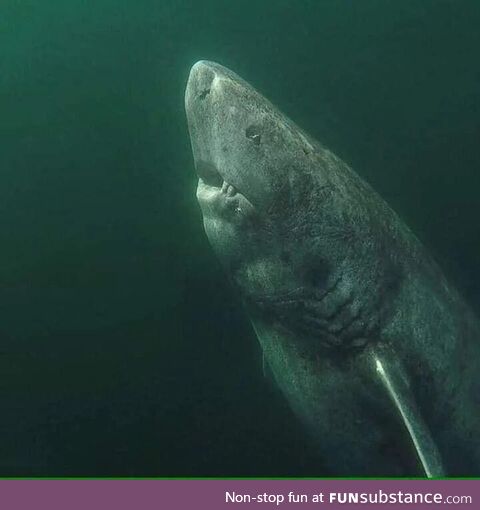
[372,348,445,478]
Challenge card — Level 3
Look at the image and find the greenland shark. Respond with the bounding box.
[184,60,480,476]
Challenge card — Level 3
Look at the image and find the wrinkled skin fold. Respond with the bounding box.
[185,60,480,476]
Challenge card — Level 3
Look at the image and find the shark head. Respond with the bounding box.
[185,60,400,352]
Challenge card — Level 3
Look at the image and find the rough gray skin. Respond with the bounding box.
[185,60,480,476]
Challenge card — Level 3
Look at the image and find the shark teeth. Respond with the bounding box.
[221,181,237,197]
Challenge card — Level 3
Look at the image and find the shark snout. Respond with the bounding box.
[185,60,224,112]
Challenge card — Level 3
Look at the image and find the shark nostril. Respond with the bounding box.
[198,87,211,100]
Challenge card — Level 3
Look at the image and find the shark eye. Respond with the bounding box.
[245,125,261,145]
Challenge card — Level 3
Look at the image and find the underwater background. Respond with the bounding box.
[1,0,479,476]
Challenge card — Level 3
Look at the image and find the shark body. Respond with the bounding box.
[185,60,480,476]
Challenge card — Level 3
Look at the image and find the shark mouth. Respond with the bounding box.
[195,159,256,218]
[195,160,224,187]
[195,159,240,198]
